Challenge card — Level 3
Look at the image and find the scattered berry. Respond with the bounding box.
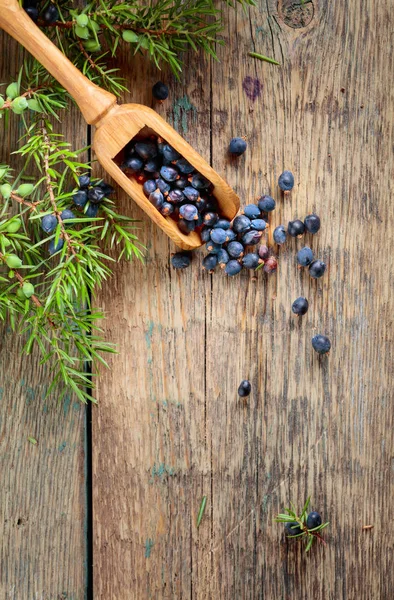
[309,259,326,279]
[258,245,270,260]
[225,260,242,276]
[306,512,322,529]
[217,248,230,267]
[200,227,212,243]
[243,204,261,220]
[263,256,278,273]
[304,214,321,234]
[285,522,303,537]
[205,240,222,254]
[232,215,251,234]
[237,380,251,397]
[292,297,309,316]
[250,219,267,231]
[214,218,231,230]
[241,230,262,246]
[210,228,227,245]
[225,230,237,242]
[278,170,294,192]
[258,195,276,212]
[202,254,218,271]
[273,225,287,245]
[227,241,244,258]
[297,247,314,267]
[288,219,305,237]
[229,137,247,156]
[171,252,191,269]
[312,334,331,354]
[242,253,261,269]
[152,81,169,101]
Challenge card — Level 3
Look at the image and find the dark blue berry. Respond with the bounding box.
[312,334,331,354]
[183,186,200,203]
[162,144,180,162]
[258,195,276,212]
[160,202,174,217]
[168,189,185,204]
[88,186,105,204]
[135,141,157,160]
[200,227,212,243]
[122,155,143,172]
[178,219,195,235]
[292,297,309,316]
[205,241,222,254]
[41,4,59,23]
[309,259,326,279]
[191,173,210,190]
[152,81,169,100]
[143,180,157,196]
[41,214,57,233]
[232,215,251,234]
[258,245,270,260]
[195,197,207,213]
[98,181,115,196]
[297,247,314,267]
[85,203,99,218]
[155,178,171,194]
[25,6,39,21]
[225,260,242,276]
[176,158,195,174]
[285,522,303,536]
[144,158,161,173]
[171,252,191,269]
[78,175,90,189]
[203,212,218,227]
[204,196,218,212]
[273,225,287,245]
[48,238,64,255]
[225,230,237,242]
[217,248,230,267]
[173,175,188,190]
[60,209,75,222]
[243,204,261,220]
[288,219,305,237]
[242,230,262,246]
[210,228,227,245]
[278,170,294,192]
[229,137,247,156]
[149,189,164,210]
[160,165,179,183]
[242,253,261,269]
[227,241,244,258]
[237,379,251,397]
[250,219,267,231]
[73,190,88,208]
[213,218,231,230]
[180,204,198,221]
[202,254,218,271]
[306,512,322,529]
[304,214,321,234]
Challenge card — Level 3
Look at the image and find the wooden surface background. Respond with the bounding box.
[1,0,393,598]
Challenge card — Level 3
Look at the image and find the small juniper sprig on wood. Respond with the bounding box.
[274,497,329,552]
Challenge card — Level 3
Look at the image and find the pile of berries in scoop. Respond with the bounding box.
[23,0,59,23]
[40,176,114,255]
[120,137,220,238]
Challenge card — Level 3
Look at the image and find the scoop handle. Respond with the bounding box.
[0,0,117,124]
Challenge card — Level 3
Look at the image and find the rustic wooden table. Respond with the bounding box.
[1,1,393,599]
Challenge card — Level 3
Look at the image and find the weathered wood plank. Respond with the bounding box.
[0,37,88,600]
[93,0,394,598]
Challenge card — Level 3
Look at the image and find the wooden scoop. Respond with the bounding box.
[0,0,239,251]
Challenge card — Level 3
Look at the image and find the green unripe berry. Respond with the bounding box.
[75,24,90,39]
[88,20,101,33]
[11,96,28,114]
[16,287,27,300]
[83,39,101,52]
[122,30,139,43]
[17,183,34,197]
[6,82,19,100]
[27,98,41,112]
[5,254,22,269]
[0,96,4,109]
[8,270,14,278]
[22,282,35,298]
[3,238,11,247]
[0,183,12,199]
[6,218,22,233]
[76,14,89,27]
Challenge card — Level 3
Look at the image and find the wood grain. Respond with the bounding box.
[93,0,394,598]
[0,37,87,600]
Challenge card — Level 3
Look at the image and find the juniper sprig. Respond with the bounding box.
[274,497,330,552]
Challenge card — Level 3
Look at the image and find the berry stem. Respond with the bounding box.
[10,191,40,211]
[0,87,44,111]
